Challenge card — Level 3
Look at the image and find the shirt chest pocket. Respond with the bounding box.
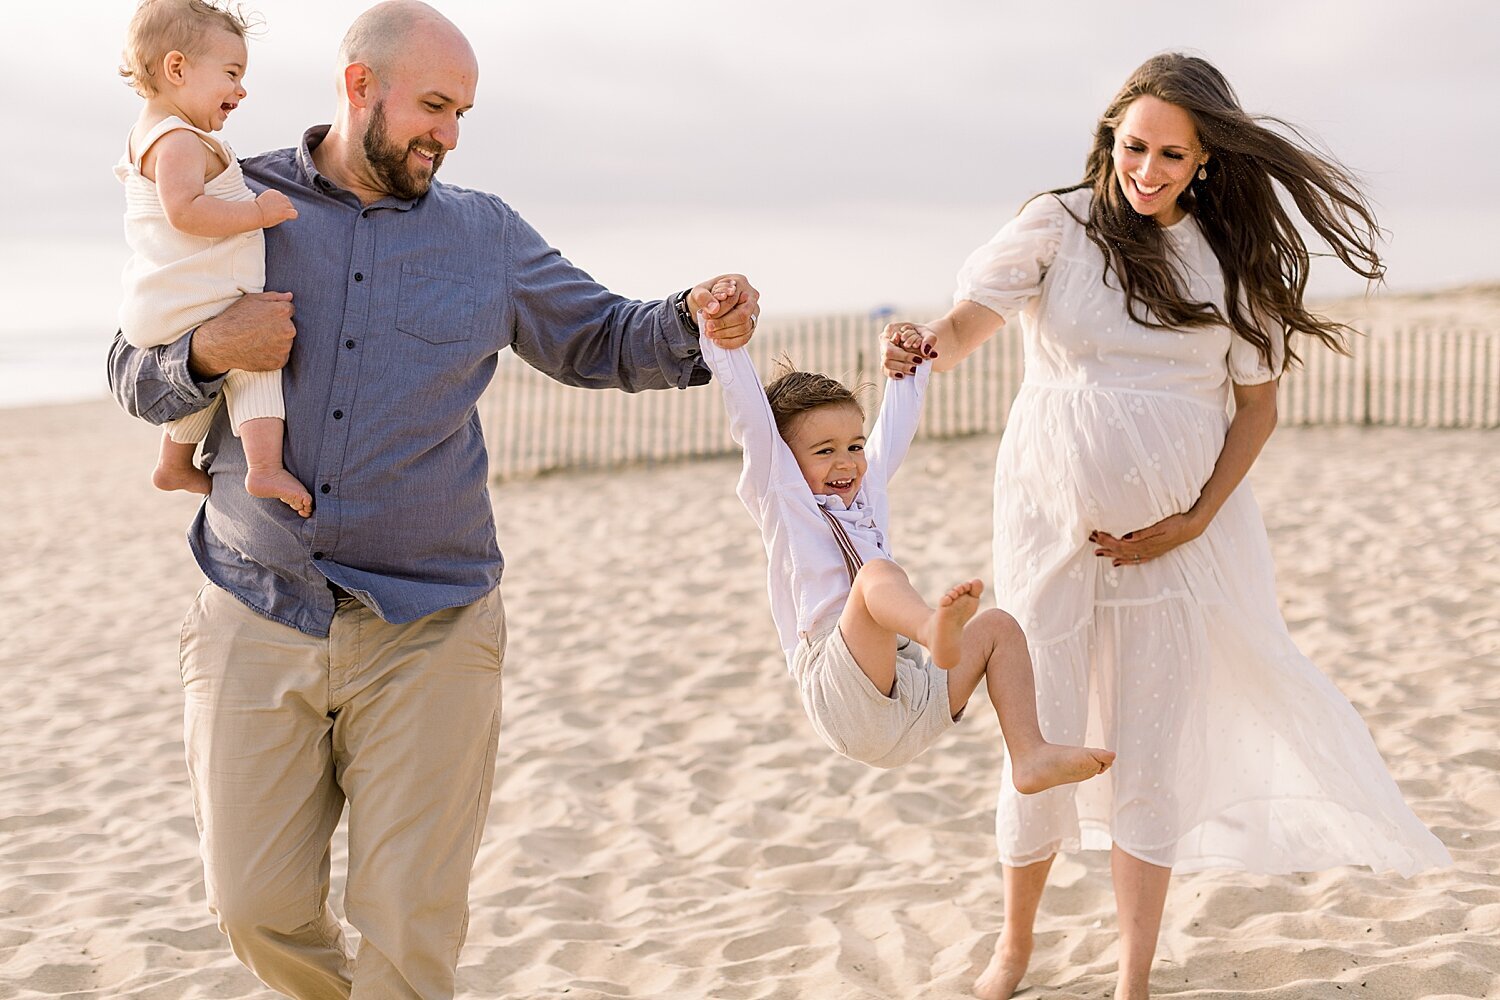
[396,263,476,344]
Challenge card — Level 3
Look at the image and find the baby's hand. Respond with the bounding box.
[255,189,299,229]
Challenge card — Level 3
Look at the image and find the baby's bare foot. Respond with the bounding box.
[246,467,313,518]
[153,462,211,497]
[1011,743,1115,795]
[974,933,1032,999]
[922,578,983,669]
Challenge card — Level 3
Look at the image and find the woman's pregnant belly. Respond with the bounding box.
[997,384,1229,538]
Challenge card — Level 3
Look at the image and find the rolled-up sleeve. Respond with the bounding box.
[506,212,708,392]
[107,329,227,424]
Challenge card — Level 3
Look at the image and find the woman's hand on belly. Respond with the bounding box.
[1090,511,1205,567]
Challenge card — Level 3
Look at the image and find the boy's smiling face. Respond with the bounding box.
[784,402,867,503]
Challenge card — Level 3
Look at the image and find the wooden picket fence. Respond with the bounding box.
[479,317,1499,480]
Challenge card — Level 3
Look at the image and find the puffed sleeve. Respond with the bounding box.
[954,194,1066,323]
[1226,310,1287,385]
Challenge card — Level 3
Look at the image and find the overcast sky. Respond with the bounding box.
[3,0,1497,344]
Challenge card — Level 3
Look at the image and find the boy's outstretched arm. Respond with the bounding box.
[698,319,788,502]
[865,323,934,485]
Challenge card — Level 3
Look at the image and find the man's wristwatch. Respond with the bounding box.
[673,288,698,332]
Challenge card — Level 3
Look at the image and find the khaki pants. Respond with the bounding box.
[179,583,506,999]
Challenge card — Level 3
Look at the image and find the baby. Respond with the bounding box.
[700,281,1114,787]
[116,0,309,515]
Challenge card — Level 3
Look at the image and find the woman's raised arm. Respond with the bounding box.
[881,300,1006,378]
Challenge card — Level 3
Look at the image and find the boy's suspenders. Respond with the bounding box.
[819,505,862,585]
[819,503,911,651]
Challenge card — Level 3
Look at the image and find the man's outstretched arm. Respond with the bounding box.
[507,210,758,393]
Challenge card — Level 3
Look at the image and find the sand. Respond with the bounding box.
[0,399,1495,999]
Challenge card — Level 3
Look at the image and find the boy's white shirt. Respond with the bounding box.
[700,336,931,673]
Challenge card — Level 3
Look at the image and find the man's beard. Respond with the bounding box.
[362,100,445,200]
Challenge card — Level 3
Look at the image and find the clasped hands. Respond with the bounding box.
[691,274,760,349]
[880,321,940,377]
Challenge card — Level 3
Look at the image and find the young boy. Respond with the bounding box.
[701,283,1114,787]
[116,0,309,514]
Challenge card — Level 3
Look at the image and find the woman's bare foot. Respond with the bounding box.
[246,467,313,517]
[1011,743,1116,795]
[922,579,983,669]
[974,931,1032,999]
[153,462,211,497]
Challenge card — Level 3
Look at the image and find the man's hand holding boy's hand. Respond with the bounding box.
[690,274,760,349]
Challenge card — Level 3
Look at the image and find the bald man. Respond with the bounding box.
[108,3,759,997]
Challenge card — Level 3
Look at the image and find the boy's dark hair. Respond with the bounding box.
[764,359,866,439]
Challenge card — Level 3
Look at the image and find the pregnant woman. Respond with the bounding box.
[882,53,1450,999]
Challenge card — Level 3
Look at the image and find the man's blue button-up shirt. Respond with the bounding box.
[109,125,708,637]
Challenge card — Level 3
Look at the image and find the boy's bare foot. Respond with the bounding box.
[246,467,313,518]
[1011,743,1116,795]
[923,578,983,669]
[974,932,1032,1000]
[153,463,211,497]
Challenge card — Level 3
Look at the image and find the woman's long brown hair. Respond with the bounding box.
[1054,53,1383,371]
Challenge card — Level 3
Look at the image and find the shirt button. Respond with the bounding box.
[362,210,370,218]
[313,551,325,560]
[354,272,364,282]
[345,339,356,349]
[333,409,343,419]
[320,484,331,494]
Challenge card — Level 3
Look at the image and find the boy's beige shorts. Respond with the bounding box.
[793,625,958,770]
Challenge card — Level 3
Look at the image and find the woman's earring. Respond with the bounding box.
[1197,165,1208,181]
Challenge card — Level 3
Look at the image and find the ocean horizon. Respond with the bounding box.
[1,328,112,409]
[6,286,1494,412]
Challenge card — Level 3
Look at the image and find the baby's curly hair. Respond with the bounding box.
[763,357,871,440]
[120,0,256,98]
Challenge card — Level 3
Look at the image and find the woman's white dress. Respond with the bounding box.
[956,187,1449,875]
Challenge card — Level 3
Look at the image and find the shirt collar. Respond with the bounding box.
[816,492,868,517]
[295,124,423,213]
